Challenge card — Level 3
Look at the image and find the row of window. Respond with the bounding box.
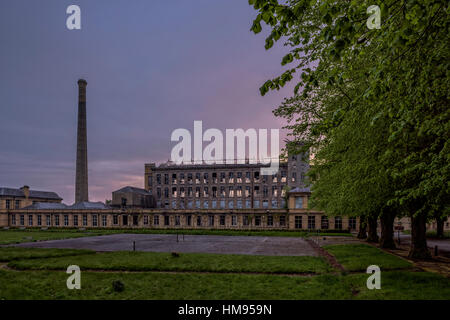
[156,198,287,209]
[11,214,107,227]
[149,171,305,186]
[294,216,357,230]
[155,185,288,199]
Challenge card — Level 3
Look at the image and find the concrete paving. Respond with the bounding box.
[15,233,319,256]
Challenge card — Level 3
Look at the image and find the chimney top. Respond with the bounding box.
[78,79,87,85]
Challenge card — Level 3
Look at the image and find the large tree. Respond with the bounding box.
[249,0,449,258]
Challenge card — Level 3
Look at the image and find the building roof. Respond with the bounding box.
[289,187,311,193]
[113,186,151,195]
[22,203,68,210]
[67,202,110,210]
[0,187,62,200]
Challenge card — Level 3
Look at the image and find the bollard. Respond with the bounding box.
[133,241,135,252]
[177,233,179,243]
[434,245,438,256]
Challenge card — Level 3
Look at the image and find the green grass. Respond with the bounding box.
[8,251,332,274]
[323,244,412,271]
[0,247,94,262]
[0,229,108,245]
[0,269,448,300]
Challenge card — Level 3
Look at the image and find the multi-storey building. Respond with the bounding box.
[144,153,309,211]
[0,185,62,210]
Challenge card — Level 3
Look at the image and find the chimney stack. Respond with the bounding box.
[75,79,89,203]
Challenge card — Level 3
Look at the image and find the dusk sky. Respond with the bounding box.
[0,0,295,204]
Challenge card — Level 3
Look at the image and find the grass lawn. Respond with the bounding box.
[8,250,332,274]
[323,244,412,271]
[0,229,107,245]
[0,247,94,262]
[0,269,449,300]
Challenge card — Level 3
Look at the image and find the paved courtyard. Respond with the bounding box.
[15,233,319,256]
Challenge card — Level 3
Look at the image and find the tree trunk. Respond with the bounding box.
[436,217,445,239]
[367,215,379,243]
[408,213,431,259]
[357,216,367,239]
[380,211,396,249]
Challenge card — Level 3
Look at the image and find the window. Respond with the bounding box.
[197,215,202,226]
[237,172,242,183]
[228,200,234,209]
[102,215,107,227]
[187,200,193,209]
[195,187,200,198]
[253,186,259,196]
[133,215,138,226]
[175,216,180,226]
[157,188,161,199]
[228,172,234,183]
[64,215,69,226]
[164,174,169,184]
[254,171,260,182]
[203,187,209,197]
[164,216,170,226]
[156,174,161,184]
[172,200,177,209]
[292,172,297,182]
[272,186,278,197]
[212,172,217,183]
[243,215,250,226]
[11,215,16,225]
[308,216,316,230]
[272,173,278,183]
[20,214,24,226]
[83,214,88,226]
[195,173,201,184]
[220,186,226,197]
[220,172,226,183]
[245,172,250,183]
[73,215,78,226]
[113,215,118,225]
[255,216,261,226]
[153,215,159,225]
[180,187,185,198]
[164,187,169,198]
[236,200,243,209]
[148,174,153,186]
[188,187,193,197]
[281,170,287,182]
[228,186,234,197]
[55,215,59,226]
[203,172,208,184]
[267,215,273,226]
[172,187,177,197]
[349,217,357,230]
[236,186,242,197]
[6,200,11,209]
[212,200,217,209]
[172,173,177,184]
[180,173,185,184]
[187,215,192,226]
[203,200,209,209]
[245,200,251,209]
[220,200,225,209]
[295,197,303,209]
[121,198,127,207]
[263,186,268,198]
[253,200,260,208]
[92,215,98,227]
[321,216,329,229]
[220,215,225,226]
[212,187,217,198]
[195,200,201,209]
[28,215,33,226]
[271,199,278,208]
[280,216,286,226]
[335,216,342,230]
[15,200,20,209]
[231,215,237,226]
[295,216,302,229]
[46,215,51,226]
[245,186,251,197]
[209,215,214,226]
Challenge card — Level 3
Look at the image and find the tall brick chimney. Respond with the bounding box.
[75,79,89,203]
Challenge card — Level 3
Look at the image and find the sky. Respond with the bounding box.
[0,0,296,204]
